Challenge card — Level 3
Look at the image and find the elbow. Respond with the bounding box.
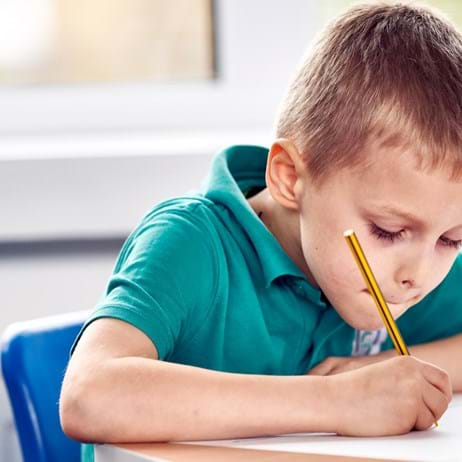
[59,396,86,442]
[59,372,99,442]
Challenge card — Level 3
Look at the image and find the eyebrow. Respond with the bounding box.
[369,203,462,234]
[371,204,426,226]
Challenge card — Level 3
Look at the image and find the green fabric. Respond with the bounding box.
[74,145,462,462]
[81,443,93,462]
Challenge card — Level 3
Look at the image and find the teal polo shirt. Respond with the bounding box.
[73,145,357,373]
[74,145,462,462]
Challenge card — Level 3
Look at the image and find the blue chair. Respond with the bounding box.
[1,310,90,462]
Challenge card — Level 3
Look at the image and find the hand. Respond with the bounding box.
[328,356,452,436]
[308,352,392,376]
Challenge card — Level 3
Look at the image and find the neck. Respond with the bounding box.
[247,188,318,286]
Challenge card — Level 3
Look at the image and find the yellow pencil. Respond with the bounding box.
[343,229,438,427]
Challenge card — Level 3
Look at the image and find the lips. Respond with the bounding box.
[389,297,419,306]
[361,290,419,306]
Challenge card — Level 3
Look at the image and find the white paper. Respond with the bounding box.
[183,394,462,461]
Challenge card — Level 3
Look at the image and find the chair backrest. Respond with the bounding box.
[1,310,90,462]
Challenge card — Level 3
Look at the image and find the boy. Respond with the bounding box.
[60,2,462,461]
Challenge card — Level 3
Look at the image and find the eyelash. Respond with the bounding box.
[369,223,462,250]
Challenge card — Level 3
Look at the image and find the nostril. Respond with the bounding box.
[400,279,415,288]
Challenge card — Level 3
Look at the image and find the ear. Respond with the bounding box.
[265,138,306,211]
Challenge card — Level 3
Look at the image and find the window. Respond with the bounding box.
[0,0,215,85]
[0,1,318,136]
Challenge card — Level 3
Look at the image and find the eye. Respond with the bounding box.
[369,223,462,250]
[439,235,462,250]
[369,223,405,242]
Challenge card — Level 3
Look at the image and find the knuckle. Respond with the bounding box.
[395,355,415,371]
[431,364,447,381]
[439,367,450,385]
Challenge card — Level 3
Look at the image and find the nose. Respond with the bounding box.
[393,247,431,297]
[400,278,416,289]
[396,278,422,302]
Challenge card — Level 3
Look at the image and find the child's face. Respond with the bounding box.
[297,140,462,330]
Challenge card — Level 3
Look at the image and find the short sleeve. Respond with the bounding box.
[384,253,462,349]
[71,200,220,360]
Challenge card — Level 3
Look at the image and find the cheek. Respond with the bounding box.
[308,244,362,293]
[299,218,380,293]
[325,259,363,294]
[425,255,457,293]
[351,236,395,286]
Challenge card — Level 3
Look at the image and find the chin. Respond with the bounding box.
[342,310,385,331]
[334,294,403,331]
[354,317,386,330]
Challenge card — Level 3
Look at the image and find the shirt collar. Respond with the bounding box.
[201,144,324,303]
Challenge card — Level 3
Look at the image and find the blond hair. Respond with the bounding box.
[275,2,462,183]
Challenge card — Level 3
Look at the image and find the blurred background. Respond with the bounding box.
[0,1,460,460]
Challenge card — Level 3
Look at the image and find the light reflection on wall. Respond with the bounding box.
[0,0,215,85]
[0,0,56,72]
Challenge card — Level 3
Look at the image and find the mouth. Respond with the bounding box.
[388,295,420,307]
[356,291,420,330]
[386,299,404,305]
[361,290,419,307]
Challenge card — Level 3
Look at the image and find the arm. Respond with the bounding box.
[59,318,334,443]
[309,333,462,392]
[60,318,451,443]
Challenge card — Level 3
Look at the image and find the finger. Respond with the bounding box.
[414,401,437,431]
[419,381,450,430]
[420,361,453,401]
[307,364,326,375]
[307,360,331,376]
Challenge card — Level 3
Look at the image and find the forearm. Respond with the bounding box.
[61,357,336,443]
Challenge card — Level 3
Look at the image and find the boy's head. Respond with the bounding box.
[265,2,462,329]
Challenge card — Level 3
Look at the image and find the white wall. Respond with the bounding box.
[0,1,323,460]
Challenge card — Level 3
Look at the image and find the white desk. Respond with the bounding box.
[95,394,462,462]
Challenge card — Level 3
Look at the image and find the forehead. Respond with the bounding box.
[356,142,458,190]
[315,142,462,223]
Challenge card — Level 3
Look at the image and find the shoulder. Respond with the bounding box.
[118,195,222,265]
[139,195,220,233]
